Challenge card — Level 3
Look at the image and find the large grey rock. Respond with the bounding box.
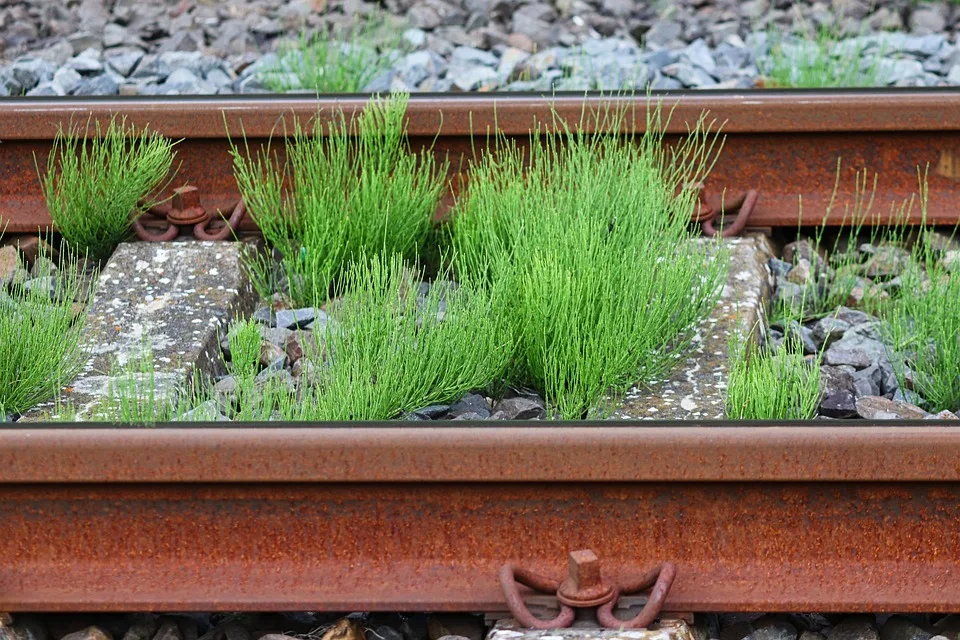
[21,242,256,421]
[26,82,63,96]
[744,622,798,640]
[451,45,498,67]
[855,395,930,420]
[65,49,104,74]
[491,396,546,420]
[448,392,492,419]
[106,48,146,76]
[811,316,850,348]
[824,331,889,369]
[820,390,858,418]
[52,67,82,94]
[11,57,55,90]
[879,617,934,640]
[828,618,879,640]
[74,73,120,95]
[450,65,497,90]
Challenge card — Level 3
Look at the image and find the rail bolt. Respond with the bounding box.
[167,185,210,226]
[557,549,616,607]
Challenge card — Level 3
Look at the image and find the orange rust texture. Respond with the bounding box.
[4,93,960,234]
[0,481,957,613]
[4,425,960,483]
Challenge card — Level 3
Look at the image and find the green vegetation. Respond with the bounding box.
[883,181,960,413]
[283,253,511,421]
[231,93,446,306]
[93,349,180,423]
[772,163,914,324]
[0,243,92,415]
[725,329,822,420]
[39,116,178,262]
[451,102,728,418]
[260,13,401,93]
[758,22,886,88]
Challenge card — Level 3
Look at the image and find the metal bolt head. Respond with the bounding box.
[172,185,201,211]
[557,548,615,607]
[167,185,210,225]
[569,549,602,590]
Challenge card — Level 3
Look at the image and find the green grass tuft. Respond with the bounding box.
[725,330,822,420]
[759,21,886,88]
[282,252,512,421]
[0,242,93,415]
[38,116,178,262]
[883,176,960,413]
[260,13,402,94]
[451,100,728,419]
[230,93,446,306]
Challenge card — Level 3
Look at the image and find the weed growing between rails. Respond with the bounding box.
[757,14,887,88]
[451,98,728,419]
[38,116,178,263]
[770,161,919,326]
[260,11,404,93]
[230,93,447,307]
[726,328,823,420]
[883,174,960,414]
[0,238,93,417]
[278,254,512,421]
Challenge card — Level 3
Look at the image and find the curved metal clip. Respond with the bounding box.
[596,563,677,629]
[132,186,247,242]
[694,188,759,238]
[500,550,676,630]
[195,199,247,241]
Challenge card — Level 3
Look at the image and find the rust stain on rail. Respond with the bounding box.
[2,425,960,612]
[0,480,958,613]
[3,424,960,483]
[3,91,960,233]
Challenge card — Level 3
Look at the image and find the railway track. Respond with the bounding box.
[3,90,960,235]
[1,89,960,620]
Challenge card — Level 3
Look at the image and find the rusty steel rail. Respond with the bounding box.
[4,90,960,234]
[2,422,960,613]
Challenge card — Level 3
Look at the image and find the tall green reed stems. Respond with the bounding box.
[451,99,729,418]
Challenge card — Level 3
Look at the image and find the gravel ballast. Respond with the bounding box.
[4,0,960,96]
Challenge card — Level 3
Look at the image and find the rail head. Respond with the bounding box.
[3,89,960,139]
[0,422,958,483]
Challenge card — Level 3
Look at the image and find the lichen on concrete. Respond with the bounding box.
[610,235,775,420]
[22,241,256,421]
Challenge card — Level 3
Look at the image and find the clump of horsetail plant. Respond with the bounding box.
[725,328,822,420]
[261,12,401,94]
[280,252,511,421]
[91,344,215,424]
[38,116,177,262]
[883,176,960,414]
[773,163,919,325]
[230,93,446,306]
[227,318,262,382]
[0,243,92,415]
[759,17,886,88]
[451,100,728,419]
